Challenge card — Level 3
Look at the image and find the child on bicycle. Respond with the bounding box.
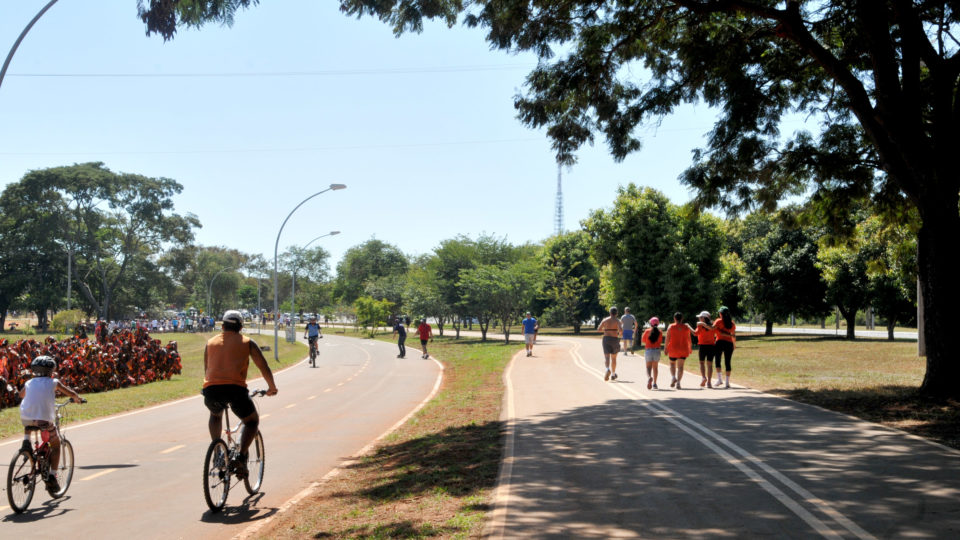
[304,316,323,353]
[19,355,83,493]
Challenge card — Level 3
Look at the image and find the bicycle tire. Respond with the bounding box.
[203,439,230,512]
[7,451,36,513]
[243,431,265,494]
[50,439,74,498]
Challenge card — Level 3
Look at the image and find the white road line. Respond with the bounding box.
[80,468,118,481]
[260,414,271,419]
[323,388,332,393]
[284,403,296,409]
[159,444,185,454]
[483,349,524,540]
[307,395,317,400]
[568,340,872,540]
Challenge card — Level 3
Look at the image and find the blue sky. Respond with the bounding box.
[1,0,729,271]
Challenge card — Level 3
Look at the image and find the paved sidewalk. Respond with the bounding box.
[486,336,959,539]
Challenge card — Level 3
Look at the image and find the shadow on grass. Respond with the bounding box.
[767,384,960,449]
[347,421,504,502]
[314,521,459,539]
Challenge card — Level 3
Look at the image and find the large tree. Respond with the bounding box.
[142,2,960,396]
[333,239,408,304]
[540,231,602,333]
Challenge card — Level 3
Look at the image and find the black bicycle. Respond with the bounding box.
[7,398,86,513]
[202,389,267,512]
[308,335,321,367]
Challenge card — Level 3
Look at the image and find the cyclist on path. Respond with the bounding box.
[203,310,278,478]
[304,316,323,357]
[19,356,83,493]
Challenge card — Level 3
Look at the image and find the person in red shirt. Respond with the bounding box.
[415,318,434,359]
[664,312,695,390]
[714,306,736,388]
[694,311,719,388]
[641,317,663,390]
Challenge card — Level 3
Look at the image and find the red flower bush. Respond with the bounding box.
[0,328,182,409]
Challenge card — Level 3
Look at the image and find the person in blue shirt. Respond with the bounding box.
[392,316,407,358]
[303,316,323,355]
[521,312,539,357]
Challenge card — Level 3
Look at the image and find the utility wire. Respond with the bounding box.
[4,64,535,78]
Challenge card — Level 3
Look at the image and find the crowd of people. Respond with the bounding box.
[598,306,736,389]
[84,315,219,339]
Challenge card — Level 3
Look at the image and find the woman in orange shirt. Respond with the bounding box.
[641,317,663,390]
[664,312,695,390]
[694,311,718,388]
[714,306,736,388]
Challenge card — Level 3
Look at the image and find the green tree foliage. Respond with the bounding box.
[333,239,408,304]
[458,261,546,342]
[354,295,394,337]
[739,211,828,335]
[584,185,724,321]
[861,215,918,340]
[540,232,601,333]
[404,256,451,335]
[51,309,85,335]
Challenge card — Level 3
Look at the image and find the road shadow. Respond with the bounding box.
[765,384,960,449]
[75,463,139,470]
[2,495,75,522]
[500,394,960,538]
[199,492,278,524]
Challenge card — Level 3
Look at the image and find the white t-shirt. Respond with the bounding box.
[20,377,57,423]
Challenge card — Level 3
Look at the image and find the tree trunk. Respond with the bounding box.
[844,310,856,340]
[917,198,960,398]
[573,322,581,334]
[479,319,489,341]
[887,320,895,341]
[764,319,773,336]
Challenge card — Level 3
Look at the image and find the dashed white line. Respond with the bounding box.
[80,468,118,481]
[159,444,185,454]
[284,403,296,409]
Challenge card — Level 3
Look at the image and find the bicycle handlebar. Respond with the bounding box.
[249,389,268,397]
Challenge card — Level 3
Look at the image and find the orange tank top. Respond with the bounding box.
[642,328,663,349]
[203,332,254,388]
[695,324,717,346]
[665,323,693,358]
[714,318,736,342]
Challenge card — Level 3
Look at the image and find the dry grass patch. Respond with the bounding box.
[732,334,959,449]
[258,336,513,540]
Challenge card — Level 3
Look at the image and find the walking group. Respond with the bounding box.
[598,306,736,389]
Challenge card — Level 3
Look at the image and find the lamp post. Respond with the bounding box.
[207,266,234,320]
[290,231,340,328]
[0,0,60,93]
[274,185,346,360]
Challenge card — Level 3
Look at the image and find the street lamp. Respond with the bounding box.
[291,231,340,327]
[0,0,60,92]
[274,184,346,360]
[207,266,234,320]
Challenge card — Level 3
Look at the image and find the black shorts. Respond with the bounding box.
[202,385,256,419]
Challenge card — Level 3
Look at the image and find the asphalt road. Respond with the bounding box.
[0,334,440,539]
[486,335,959,539]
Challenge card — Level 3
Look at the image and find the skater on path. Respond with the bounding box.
[642,317,664,389]
[415,318,434,359]
[620,307,637,355]
[597,306,622,381]
[694,311,719,388]
[392,317,407,358]
[714,307,736,388]
[521,312,539,357]
[664,312,695,390]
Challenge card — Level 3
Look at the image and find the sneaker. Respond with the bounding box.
[652,383,658,390]
[707,381,713,389]
[604,369,611,381]
[647,377,653,389]
[20,440,31,453]
[676,381,681,390]
[670,377,677,388]
[717,377,724,386]
[232,452,249,480]
[700,377,707,387]
[44,473,60,494]
[725,381,731,389]
[611,373,618,381]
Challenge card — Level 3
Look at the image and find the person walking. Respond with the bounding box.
[620,307,638,355]
[415,318,433,359]
[714,307,737,388]
[597,306,623,381]
[694,311,719,388]
[664,312,695,390]
[521,312,539,357]
[641,317,664,389]
[392,316,407,358]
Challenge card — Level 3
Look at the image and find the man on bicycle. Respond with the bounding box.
[304,315,322,357]
[203,310,278,478]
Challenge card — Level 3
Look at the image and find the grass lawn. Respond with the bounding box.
[0,330,306,439]
[257,333,513,540]
[729,333,959,449]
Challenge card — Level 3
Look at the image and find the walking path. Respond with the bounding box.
[486,335,958,539]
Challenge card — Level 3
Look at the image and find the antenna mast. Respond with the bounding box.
[554,164,564,236]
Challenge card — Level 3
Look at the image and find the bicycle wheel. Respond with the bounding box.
[203,439,230,512]
[50,439,74,498]
[7,451,36,513]
[243,431,265,494]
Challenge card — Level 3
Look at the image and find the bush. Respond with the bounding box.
[0,329,182,409]
[51,309,85,335]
